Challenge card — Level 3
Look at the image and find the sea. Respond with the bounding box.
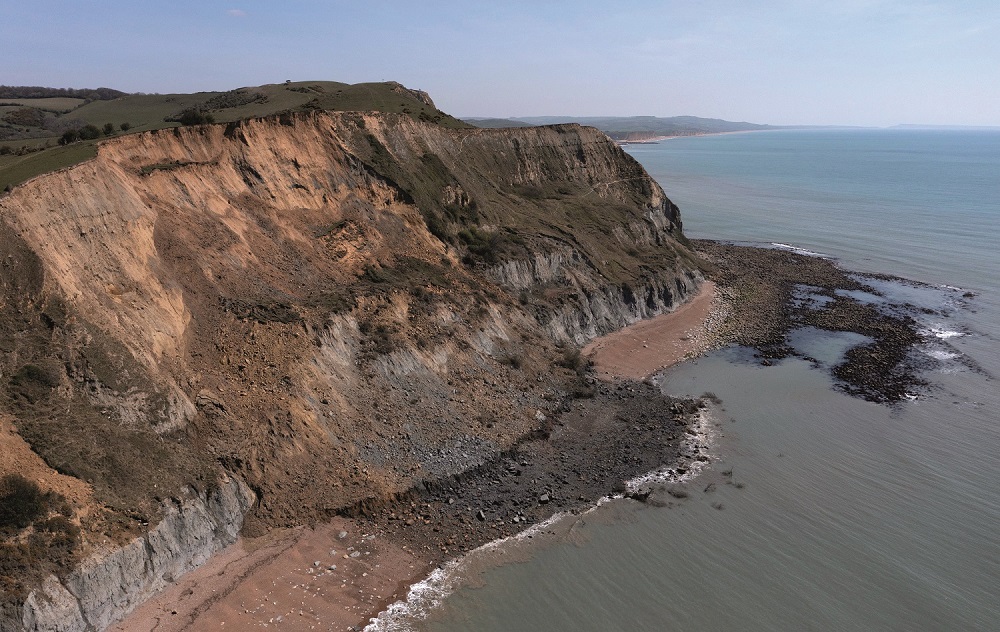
[367,129,1000,631]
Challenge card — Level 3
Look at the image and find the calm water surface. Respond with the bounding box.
[374,130,1000,631]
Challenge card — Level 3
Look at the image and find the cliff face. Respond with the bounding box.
[0,111,699,629]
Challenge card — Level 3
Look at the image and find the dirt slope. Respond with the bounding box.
[0,110,700,616]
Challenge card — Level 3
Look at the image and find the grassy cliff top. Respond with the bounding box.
[0,81,469,191]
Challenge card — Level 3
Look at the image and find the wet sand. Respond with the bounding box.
[583,281,719,380]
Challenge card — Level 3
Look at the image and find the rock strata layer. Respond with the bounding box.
[18,477,254,632]
[0,110,699,630]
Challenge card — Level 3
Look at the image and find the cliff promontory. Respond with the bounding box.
[0,106,700,629]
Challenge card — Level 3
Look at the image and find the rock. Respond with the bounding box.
[538,494,550,504]
[18,476,255,632]
[626,488,652,502]
[337,530,348,540]
[476,510,486,521]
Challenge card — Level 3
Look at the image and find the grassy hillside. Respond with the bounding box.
[0,81,469,191]
[0,97,87,112]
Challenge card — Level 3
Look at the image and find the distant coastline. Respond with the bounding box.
[616,129,764,145]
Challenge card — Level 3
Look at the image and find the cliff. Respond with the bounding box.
[0,109,700,629]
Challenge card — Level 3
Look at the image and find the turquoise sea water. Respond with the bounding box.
[372,130,1000,631]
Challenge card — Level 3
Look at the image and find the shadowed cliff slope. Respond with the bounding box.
[0,109,701,628]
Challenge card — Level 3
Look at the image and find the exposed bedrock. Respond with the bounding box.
[0,108,700,630]
[16,477,254,632]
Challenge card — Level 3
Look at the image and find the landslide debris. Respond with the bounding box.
[0,105,700,618]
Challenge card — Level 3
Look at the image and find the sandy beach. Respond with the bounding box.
[112,283,721,631]
[110,517,432,631]
[583,280,718,380]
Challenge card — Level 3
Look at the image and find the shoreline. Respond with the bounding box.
[112,280,722,631]
[109,238,933,630]
[617,129,767,145]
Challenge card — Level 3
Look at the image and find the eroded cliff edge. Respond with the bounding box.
[0,111,701,629]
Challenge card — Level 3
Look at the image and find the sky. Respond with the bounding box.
[2,1,998,126]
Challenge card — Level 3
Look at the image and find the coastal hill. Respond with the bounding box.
[0,81,465,191]
[0,82,702,629]
[465,115,776,140]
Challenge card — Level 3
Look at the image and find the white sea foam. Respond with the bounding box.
[364,511,572,631]
[925,349,959,361]
[921,325,965,340]
[626,408,714,493]
[770,242,829,258]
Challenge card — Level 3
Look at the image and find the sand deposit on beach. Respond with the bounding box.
[584,281,720,380]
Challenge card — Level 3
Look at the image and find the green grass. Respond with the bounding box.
[0,97,86,113]
[0,80,470,191]
[0,141,98,191]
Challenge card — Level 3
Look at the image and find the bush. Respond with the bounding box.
[77,124,101,140]
[168,109,215,126]
[458,226,503,265]
[1,107,46,128]
[0,475,47,532]
[58,129,79,145]
[102,122,115,136]
[0,145,11,155]
[556,346,584,371]
[119,122,131,131]
[9,363,59,403]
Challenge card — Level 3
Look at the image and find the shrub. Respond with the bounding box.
[119,122,131,131]
[0,475,47,532]
[9,363,59,403]
[102,122,115,136]
[170,109,215,126]
[58,129,79,145]
[458,226,503,265]
[0,145,11,155]
[556,346,584,371]
[424,211,450,243]
[1,107,45,128]
[77,124,101,140]
[498,352,523,369]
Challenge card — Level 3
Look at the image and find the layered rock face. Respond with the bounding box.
[19,477,253,632]
[0,111,699,629]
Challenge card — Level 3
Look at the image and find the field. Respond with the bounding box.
[0,97,86,112]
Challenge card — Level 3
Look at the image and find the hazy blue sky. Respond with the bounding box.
[3,1,998,126]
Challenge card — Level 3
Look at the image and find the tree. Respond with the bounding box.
[77,124,101,140]
[120,122,132,131]
[173,109,214,126]
[59,130,79,145]
[102,123,116,136]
